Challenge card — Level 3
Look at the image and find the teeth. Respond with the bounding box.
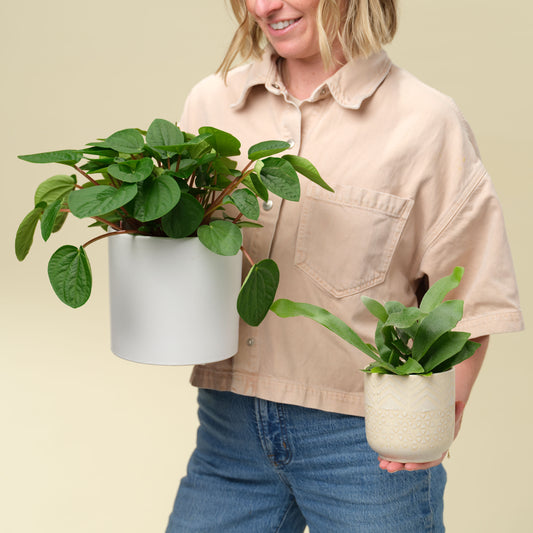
[270,19,297,30]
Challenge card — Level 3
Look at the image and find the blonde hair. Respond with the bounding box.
[218,0,398,77]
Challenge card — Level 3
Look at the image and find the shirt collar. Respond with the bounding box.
[230,47,392,111]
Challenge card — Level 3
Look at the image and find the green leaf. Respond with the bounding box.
[175,158,198,173]
[270,299,385,364]
[183,133,214,160]
[248,140,290,160]
[18,150,82,166]
[254,160,264,176]
[260,157,300,201]
[107,157,154,183]
[51,209,69,233]
[211,159,236,185]
[412,300,464,360]
[80,158,116,174]
[34,174,77,204]
[105,129,145,154]
[363,364,392,374]
[146,118,184,158]
[41,198,63,241]
[197,219,242,256]
[419,331,471,372]
[379,324,403,365]
[163,132,213,155]
[132,174,181,222]
[361,295,389,322]
[48,245,92,308]
[251,172,269,202]
[198,127,241,157]
[238,259,280,326]
[374,320,394,364]
[384,301,405,314]
[384,307,427,329]
[197,152,218,167]
[68,183,138,218]
[229,189,260,220]
[235,221,263,228]
[395,358,426,375]
[431,340,480,373]
[242,171,269,202]
[15,202,46,261]
[390,332,411,356]
[81,146,117,158]
[282,154,334,192]
[419,266,464,313]
[161,193,204,238]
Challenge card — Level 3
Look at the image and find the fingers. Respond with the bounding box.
[378,453,446,473]
[377,401,466,473]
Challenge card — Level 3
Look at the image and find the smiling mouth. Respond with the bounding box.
[269,18,300,31]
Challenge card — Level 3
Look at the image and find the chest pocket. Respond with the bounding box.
[295,184,413,298]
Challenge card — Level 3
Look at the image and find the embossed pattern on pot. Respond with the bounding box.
[364,369,455,463]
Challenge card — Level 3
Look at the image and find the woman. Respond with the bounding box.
[167,1,523,531]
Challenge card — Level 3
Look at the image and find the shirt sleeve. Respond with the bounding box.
[416,165,524,339]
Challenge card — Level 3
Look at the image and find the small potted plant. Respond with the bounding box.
[16,118,332,365]
[271,266,479,463]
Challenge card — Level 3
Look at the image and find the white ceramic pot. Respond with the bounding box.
[108,234,242,365]
[364,369,455,463]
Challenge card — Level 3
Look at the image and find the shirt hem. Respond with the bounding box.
[189,367,366,417]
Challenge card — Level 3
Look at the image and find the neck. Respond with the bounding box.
[281,46,346,100]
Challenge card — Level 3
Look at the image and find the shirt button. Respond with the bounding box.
[263,200,274,211]
[272,83,280,90]
[247,338,255,346]
[320,87,327,96]
[287,138,295,148]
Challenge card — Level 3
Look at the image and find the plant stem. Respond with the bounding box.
[92,216,122,231]
[82,229,138,249]
[73,165,100,186]
[240,246,254,267]
[60,208,122,231]
[202,166,253,223]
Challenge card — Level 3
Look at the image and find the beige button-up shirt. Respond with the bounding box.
[179,49,523,416]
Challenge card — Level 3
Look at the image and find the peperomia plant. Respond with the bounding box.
[271,267,480,375]
[16,118,333,327]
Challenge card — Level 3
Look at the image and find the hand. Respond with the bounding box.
[378,400,466,473]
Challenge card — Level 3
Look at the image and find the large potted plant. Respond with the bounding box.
[16,118,332,365]
[271,267,479,463]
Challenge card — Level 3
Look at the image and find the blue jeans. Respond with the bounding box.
[166,389,446,532]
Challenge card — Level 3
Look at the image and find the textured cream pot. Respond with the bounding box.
[364,369,455,463]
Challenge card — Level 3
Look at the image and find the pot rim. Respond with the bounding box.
[364,367,455,379]
[109,232,197,242]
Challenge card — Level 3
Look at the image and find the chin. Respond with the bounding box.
[270,44,319,62]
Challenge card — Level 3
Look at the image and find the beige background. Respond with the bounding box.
[1,1,530,531]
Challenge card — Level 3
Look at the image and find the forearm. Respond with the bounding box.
[454,335,489,405]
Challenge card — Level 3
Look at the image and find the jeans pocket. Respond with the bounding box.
[295,184,413,298]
